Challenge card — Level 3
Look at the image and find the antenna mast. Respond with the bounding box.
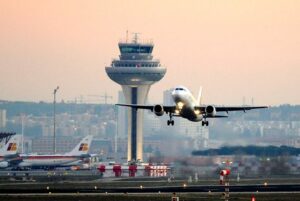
[132,32,141,43]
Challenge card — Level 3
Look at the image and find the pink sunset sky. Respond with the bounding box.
[0,0,299,105]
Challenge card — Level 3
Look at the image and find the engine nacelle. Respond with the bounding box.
[205,105,216,116]
[0,161,9,168]
[153,105,164,116]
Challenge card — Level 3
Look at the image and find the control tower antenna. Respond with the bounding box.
[126,30,128,43]
[132,32,141,43]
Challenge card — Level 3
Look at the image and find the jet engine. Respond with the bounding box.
[205,105,216,116]
[0,161,9,168]
[153,105,164,116]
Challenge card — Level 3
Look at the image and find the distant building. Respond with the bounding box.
[32,136,78,154]
[163,89,173,106]
[144,111,161,135]
[90,138,112,155]
[0,109,6,128]
[42,126,53,137]
[176,118,209,149]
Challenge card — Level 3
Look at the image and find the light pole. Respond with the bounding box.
[53,86,59,154]
[21,114,24,154]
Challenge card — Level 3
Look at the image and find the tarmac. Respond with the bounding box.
[1,170,300,200]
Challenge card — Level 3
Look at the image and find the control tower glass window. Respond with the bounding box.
[120,46,153,54]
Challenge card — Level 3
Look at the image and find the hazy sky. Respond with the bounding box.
[0,0,299,105]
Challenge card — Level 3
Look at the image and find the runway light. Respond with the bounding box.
[264,182,268,186]
[94,186,97,190]
[183,183,187,188]
[46,186,49,190]
[140,185,143,189]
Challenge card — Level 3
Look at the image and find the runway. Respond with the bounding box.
[1,184,300,194]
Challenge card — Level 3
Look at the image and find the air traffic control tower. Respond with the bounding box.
[105,34,166,162]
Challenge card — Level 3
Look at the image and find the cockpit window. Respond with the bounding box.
[175,88,185,91]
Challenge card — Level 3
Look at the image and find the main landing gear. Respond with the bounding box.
[167,120,174,126]
[167,113,174,126]
[202,120,209,126]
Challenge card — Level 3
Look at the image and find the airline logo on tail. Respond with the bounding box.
[0,135,21,156]
[7,143,17,151]
[79,143,89,151]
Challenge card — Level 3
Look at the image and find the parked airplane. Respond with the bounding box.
[117,85,268,126]
[17,135,93,169]
[0,135,21,168]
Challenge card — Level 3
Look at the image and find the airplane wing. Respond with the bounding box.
[116,104,176,113]
[215,106,268,112]
[205,115,228,118]
[195,106,268,113]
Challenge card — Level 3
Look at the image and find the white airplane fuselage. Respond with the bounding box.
[16,135,93,168]
[171,86,203,122]
[17,155,82,167]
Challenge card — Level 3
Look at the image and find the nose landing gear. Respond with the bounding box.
[167,120,174,126]
[167,113,174,126]
[202,120,209,126]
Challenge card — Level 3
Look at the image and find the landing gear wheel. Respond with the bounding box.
[202,121,209,126]
[167,113,174,126]
[167,120,175,126]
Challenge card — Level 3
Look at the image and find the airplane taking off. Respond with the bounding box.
[117,85,268,126]
[0,135,21,168]
[17,135,93,169]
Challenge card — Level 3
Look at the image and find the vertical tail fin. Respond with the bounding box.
[197,86,203,106]
[0,135,21,156]
[67,135,93,156]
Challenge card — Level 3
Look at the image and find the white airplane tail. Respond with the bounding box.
[0,135,21,156]
[67,135,93,156]
[197,86,203,106]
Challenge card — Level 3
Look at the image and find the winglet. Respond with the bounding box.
[197,86,203,106]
